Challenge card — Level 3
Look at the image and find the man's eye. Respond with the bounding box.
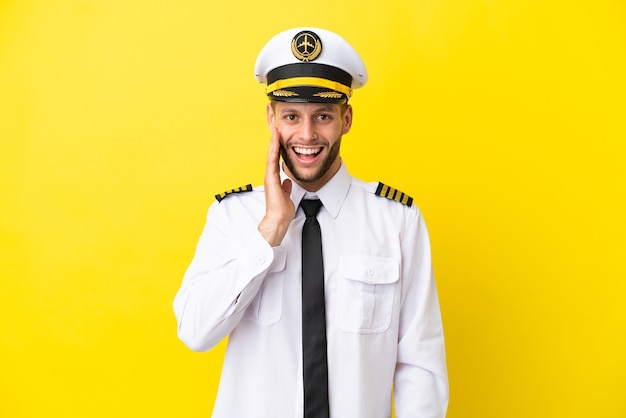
[317,114,330,120]
[285,115,296,121]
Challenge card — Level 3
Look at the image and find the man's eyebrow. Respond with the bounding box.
[313,105,337,112]
[280,105,337,114]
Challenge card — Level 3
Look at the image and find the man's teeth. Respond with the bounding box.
[294,147,321,155]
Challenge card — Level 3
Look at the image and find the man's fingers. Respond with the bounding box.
[265,127,282,184]
[267,127,281,167]
[258,127,294,247]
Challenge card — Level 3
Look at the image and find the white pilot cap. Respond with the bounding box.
[254,27,368,103]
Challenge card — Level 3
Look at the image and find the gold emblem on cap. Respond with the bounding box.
[272,90,299,97]
[291,31,322,62]
[313,91,344,99]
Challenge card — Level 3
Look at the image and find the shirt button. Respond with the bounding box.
[367,268,375,276]
[257,256,265,264]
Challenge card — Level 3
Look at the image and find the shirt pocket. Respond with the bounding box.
[335,255,399,333]
[244,248,287,325]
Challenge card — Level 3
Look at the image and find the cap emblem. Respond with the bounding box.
[291,31,322,62]
[313,91,344,99]
[272,90,299,98]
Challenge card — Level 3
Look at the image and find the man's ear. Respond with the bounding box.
[342,104,353,135]
[266,103,275,129]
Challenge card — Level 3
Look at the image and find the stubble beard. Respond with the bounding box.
[280,138,342,184]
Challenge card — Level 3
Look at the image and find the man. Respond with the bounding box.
[173,27,448,417]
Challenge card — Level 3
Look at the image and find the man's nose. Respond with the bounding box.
[300,119,316,141]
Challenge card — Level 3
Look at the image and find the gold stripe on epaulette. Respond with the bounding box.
[215,184,253,202]
[374,182,413,207]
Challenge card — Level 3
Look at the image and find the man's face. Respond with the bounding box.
[267,101,352,191]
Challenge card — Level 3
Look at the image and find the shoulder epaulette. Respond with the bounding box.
[215,184,253,202]
[374,182,413,207]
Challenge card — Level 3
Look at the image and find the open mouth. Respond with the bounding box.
[293,147,322,156]
[292,146,323,163]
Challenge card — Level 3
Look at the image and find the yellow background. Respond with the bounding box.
[1,1,624,417]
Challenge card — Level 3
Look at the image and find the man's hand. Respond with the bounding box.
[258,128,295,247]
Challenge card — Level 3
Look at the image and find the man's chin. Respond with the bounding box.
[282,156,321,183]
[289,168,323,184]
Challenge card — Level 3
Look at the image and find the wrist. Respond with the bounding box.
[258,217,289,247]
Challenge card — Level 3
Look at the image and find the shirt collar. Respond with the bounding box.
[281,160,351,219]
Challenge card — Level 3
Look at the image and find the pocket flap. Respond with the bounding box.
[340,255,399,284]
[268,247,287,273]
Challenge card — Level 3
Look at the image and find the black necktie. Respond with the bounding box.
[300,199,330,418]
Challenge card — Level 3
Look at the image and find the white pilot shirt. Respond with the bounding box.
[173,162,449,418]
